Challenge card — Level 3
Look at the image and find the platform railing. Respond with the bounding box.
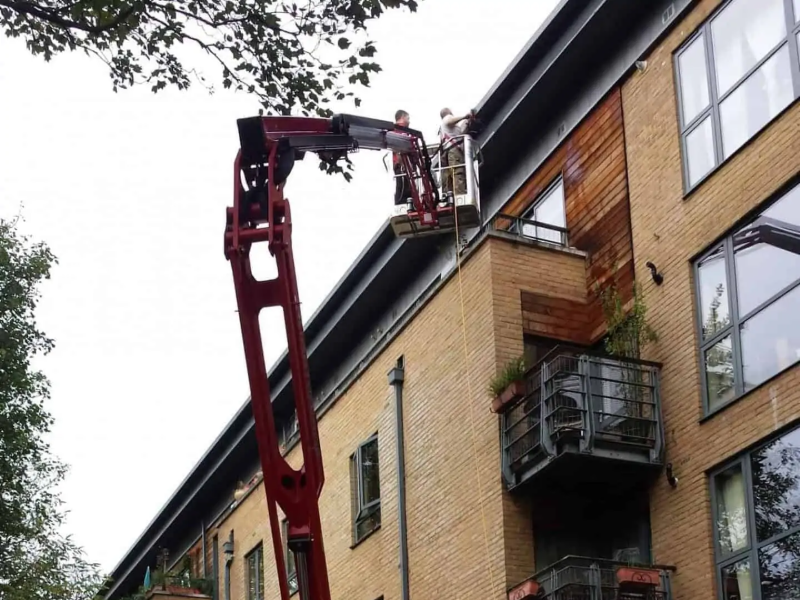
[389,134,480,211]
[507,556,675,600]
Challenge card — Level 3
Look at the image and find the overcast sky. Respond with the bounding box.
[0,0,560,573]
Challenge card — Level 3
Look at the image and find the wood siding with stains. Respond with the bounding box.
[502,87,634,344]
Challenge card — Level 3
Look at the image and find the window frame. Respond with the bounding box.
[519,175,567,243]
[709,423,800,600]
[245,543,265,600]
[673,0,800,193]
[350,433,381,546]
[694,179,800,417]
[281,519,299,596]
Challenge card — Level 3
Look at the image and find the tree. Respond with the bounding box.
[0,0,419,116]
[0,217,105,599]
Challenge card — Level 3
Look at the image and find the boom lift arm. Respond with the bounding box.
[224,114,442,600]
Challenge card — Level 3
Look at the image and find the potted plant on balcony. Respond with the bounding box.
[488,355,527,413]
[596,265,658,359]
[615,565,662,590]
[148,566,210,597]
[595,270,659,443]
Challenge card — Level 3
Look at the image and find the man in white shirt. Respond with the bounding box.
[439,108,473,200]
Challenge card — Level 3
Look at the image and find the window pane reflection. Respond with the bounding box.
[759,532,800,599]
[706,336,736,410]
[734,194,800,317]
[686,117,716,187]
[679,34,710,124]
[360,438,380,505]
[721,559,754,600]
[535,181,566,244]
[711,0,786,95]
[698,246,730,339]
[752,428,800,542]
[720,45,794,158]
[716,464,750,555]
[762,184,800,229]
[741,285,800,392]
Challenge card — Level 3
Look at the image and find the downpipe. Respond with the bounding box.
[388,356,410,600]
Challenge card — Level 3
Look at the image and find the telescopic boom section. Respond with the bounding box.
[224,114,439,600]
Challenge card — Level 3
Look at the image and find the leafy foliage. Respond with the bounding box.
[487,356,527,398]
[0,217,105,599]
[0,0,419,116]
[597,272,657,359]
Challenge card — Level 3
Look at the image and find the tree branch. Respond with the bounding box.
[0,0,136,34]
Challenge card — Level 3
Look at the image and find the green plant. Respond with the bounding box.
[488,356,527,397]
[597,275,658,359]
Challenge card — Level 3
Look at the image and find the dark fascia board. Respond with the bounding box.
[474,0,575,117]
[476,0,607,148]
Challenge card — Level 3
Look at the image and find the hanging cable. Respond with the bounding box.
[451,151,499,599]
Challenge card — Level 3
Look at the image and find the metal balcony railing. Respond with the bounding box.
[484,212,569,247]
[501,347,664,488]
[509,556,674,600]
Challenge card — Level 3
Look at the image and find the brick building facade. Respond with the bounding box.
[105,1,800,600]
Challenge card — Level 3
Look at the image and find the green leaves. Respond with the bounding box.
[0,218,105,599]
[0,0,421,117]
[596,266,658,359]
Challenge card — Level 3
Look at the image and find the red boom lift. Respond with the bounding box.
[223,114,472,600]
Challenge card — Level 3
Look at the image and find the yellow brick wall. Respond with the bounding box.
[622,0,800,598]
[489,240,588,588]
[199,235,591,600]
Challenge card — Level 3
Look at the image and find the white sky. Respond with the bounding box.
[0,0,560,573]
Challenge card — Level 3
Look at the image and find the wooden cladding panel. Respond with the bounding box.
[502,88,634,343]
[521,291,590,345]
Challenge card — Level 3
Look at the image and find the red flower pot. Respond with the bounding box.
[491,380,526,413]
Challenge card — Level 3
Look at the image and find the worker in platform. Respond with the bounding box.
[439,108,472,199]
[393,109,412,206]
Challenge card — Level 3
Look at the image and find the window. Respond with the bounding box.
[675,0,800,190]
[350,434,381,544]
[694,181,800,414]
[282,519,299,596]
[523,335,559,370]
[711,425,800,600]
[246,544,264,600]
[520,177,566,244]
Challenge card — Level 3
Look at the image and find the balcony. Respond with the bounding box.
[123,575,214,600]
[508,556,674,600]
[501,348,664,491]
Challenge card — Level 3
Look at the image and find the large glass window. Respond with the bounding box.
[711,425,800,600]
[675,0,800,191]
[350,434,381,545]
[694,181,800,414]
[520,177,567,244]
